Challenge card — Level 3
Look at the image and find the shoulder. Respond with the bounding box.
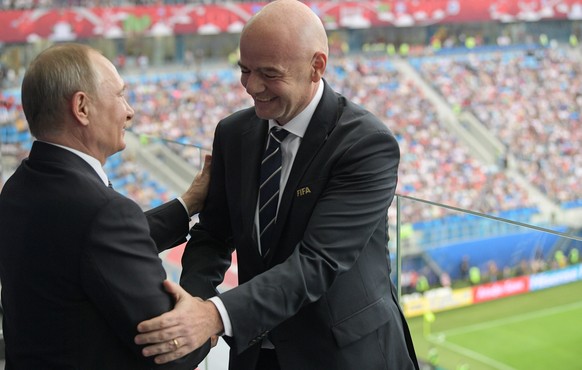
[215,106,264,144]
[331,95,397,149]
[320,82,394,138]
[219,107,257,129]
[65,169,142,221]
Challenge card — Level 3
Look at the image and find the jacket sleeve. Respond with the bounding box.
[180,124,234,299]
[145,198,190,253]
[83,196,209,369]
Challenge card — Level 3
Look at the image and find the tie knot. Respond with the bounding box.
[270,127,289,143]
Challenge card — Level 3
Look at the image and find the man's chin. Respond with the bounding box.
[114,143,126,155]
[254,107,276,121]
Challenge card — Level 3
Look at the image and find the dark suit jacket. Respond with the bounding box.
[0,141,208,369]
[181,81,419,370]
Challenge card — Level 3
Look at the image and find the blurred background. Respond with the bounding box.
[1,1,581,369]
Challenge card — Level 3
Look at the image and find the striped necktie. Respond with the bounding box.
[258,127,289,258]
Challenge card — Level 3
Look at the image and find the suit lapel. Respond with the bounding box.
[266,82,342,264]
[240,117,269,254]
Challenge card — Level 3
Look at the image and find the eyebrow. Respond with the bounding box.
[237,61,281,74]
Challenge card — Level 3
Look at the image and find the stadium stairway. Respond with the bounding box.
[394,58,575,228]
[124,131,194,196]
[393,58,500,165]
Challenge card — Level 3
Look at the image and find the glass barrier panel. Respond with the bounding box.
[391,194,582,370]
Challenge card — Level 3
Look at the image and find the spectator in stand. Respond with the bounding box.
[568,248,579,265]
[0,43,214,369]
[460,255,470,281]
[486,260,500,282]
[469,266,481,285]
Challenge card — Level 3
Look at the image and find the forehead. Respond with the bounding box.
[240,40,303,75]
[240,20,300,62]
[91,52,123,87]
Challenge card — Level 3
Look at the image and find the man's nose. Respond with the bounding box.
[126,102,135,121]
[244,73,264,95]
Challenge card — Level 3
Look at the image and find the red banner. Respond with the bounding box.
[473,276,530,303]
[1,1,582,43]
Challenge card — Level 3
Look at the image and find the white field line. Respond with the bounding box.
[427,300,582,370]
[444,300,582,337]
[427,335,517,370]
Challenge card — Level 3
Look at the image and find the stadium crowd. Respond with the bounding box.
[417,46,582,208]
[2,46,580,219]
[119,53,537,223]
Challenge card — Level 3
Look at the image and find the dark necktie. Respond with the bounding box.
[259,127,289,258]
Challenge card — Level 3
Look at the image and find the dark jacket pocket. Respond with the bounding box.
[331,297,391,347]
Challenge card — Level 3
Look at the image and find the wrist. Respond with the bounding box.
[181,194,202,216]
[205,300,225,336]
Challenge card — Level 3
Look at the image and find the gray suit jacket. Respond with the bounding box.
[182,81,418,370]
[0,141,209,369]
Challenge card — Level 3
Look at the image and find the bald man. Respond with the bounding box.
[136,1,419,369]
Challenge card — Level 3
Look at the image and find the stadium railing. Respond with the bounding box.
[389,194,582,370]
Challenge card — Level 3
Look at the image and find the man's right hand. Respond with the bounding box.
[134,280,224,364]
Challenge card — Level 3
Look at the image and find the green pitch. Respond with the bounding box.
[407,279,582,370]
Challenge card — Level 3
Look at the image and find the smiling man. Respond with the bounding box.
[0,43,213,369]
[135,1,419,369]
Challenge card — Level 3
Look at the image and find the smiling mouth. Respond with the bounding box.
[255,97,276,103]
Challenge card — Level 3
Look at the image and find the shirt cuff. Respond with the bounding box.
[176,197,191,219]
[208,296,233,337]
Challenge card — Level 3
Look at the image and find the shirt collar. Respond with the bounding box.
[268,81,324,138]
[39,141,109,186]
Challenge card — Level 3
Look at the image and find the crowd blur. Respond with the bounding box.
[1,46,580,218]
[417,47,582,207]
[326,55,534,222]
[121,53,537,223]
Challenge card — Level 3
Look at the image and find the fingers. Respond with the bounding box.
[196,154,211,183]
[135,292,218,364]
[136,310,176,333]
[135,323,182,355]
[181,154,212,215]
[141,336,190,364]
[210,335,219,348]
[162,279,185,300]
[136,288,201,335]
[201,154,212,174]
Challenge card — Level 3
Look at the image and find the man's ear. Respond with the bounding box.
[311,51,327,82]
[71,91,90,127]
